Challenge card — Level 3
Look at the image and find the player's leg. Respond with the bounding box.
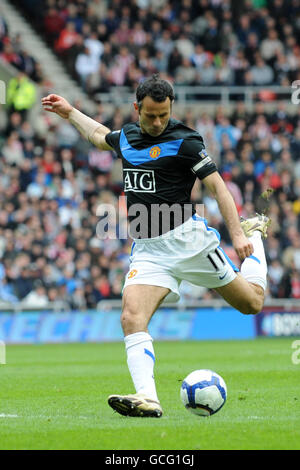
[214,273,264,315]
[121,284,169,334]
[216,214,269,314]
[177,212,269,315]
[121,284,169,403]
[108,284,169,417]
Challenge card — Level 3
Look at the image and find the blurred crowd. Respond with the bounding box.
[10,0,300,95]
[0,14,44,85]
[0,0,300,309]
[0,99,128,310]
[0,95,300,308]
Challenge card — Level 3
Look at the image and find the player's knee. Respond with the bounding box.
[121,308,135,331]
[121,303,141,333]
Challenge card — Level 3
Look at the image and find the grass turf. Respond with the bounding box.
[0,338,299,450]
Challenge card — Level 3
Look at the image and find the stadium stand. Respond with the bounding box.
[0,0,300,308]
[10,0,300,94]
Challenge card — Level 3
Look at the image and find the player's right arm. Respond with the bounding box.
[41,94,113,150]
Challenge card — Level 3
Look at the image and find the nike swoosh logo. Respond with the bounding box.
[219,271,227,280]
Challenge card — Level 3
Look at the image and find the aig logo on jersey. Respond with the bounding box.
[124,169,156,193]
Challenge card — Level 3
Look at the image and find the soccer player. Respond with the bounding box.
[42,75,270,418]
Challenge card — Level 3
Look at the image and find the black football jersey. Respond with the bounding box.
[105,118,217,238]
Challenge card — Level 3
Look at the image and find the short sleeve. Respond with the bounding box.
[178,134,218,180]
[105,130,121,157]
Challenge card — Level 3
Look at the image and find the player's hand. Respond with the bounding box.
[232,233,254,261]
[41,94,73,119]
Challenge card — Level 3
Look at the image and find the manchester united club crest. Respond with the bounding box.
[149,146,161,159]
[128,269,138,279]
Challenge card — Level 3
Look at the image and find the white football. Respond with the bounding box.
[180,369,227,416]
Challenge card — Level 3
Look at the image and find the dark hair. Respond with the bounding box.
[136,74,175,108]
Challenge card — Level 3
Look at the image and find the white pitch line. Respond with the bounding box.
[0,413,92,419]
[0,414,19,418]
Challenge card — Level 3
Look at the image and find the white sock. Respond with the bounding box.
[124,331,159,402]
[240,231,267,290]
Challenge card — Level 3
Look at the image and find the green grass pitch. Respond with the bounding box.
[0,338,299,450]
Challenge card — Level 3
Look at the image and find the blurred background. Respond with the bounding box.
[0,0,299,342]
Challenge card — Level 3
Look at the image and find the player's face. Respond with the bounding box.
[135,96,172,137]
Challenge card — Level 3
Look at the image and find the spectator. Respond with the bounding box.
[43,7,65,44]
[202,16,221,53]
[254,151,276,179]
[114,19,131,45]
[26,170,47,199]
[21,280,49,308]
[236,14,257,46]
[191,44,209,69]
[55,21,79,54]
[175,33,195,59]
[260,28,284,63]
[108,46,134,86]
[1,34,19,60]
[154,30,174,58]
[268,259,284,297]
[215,117,239,148]
[0,14,8,43]
[197,58,216,85]
[244,32,260,65]
[228,49,249,85]
[219,22,239,54]
[64,3,83,34]
[75,46,98,91]
[249,55,274,85]
[215,52,234,85]
[6,72,36,118]
[84,31,104,67]
[282,236,300,271]
[174,57,196,85]
[152,49,168,74]
[131,21,147,47]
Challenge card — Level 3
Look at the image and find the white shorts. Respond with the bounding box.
[123,214,238,303]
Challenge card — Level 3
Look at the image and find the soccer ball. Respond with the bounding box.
[180,369,227,416]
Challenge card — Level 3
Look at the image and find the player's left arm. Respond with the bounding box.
[202,171,254,260]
